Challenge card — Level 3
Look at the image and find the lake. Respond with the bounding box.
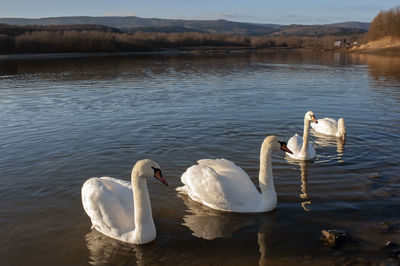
[1,50,399,265]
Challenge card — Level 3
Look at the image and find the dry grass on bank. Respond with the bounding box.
[354,36,400,51]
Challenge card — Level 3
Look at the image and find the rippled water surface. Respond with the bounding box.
[1,51,400,265]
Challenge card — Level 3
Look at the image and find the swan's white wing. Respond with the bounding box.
[197,158,249,178]
[311,118,338,135]
[287,133,316,160]
[82,177,134,240]
[287,133,302,156]
[179,159,262,212]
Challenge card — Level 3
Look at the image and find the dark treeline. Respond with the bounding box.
[368,6,400,41]
[0,24,360,54]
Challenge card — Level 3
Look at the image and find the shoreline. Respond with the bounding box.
[0,47,333,60]
[350,36,400,54]
[2,45,400,60]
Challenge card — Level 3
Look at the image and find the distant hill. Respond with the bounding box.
[327,21,370,31]
[0,16,275,35]
[0,16,369,37]
[268,24,367,37]
[0,23,122,36]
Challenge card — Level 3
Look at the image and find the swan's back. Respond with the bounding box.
[82,177,135,241]
[178,158,264,212]
[311,117,338,135]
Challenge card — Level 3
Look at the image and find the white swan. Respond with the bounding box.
[311,117,346,141]
[286,111,317,161]
[176,135,292,213]
[81,159,168,244]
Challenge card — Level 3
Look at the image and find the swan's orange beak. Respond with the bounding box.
[279,141,293,154]
[154,170,168,186]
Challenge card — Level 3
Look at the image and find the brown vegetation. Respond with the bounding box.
[368,6,400,41]
[0,23,362,54]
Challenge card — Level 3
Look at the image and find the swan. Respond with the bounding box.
[176,135,292,213]
[286,111,317,161]
[81,159,168,244]
[311,117,346,141]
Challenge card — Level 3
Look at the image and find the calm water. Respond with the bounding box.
[1,51,399,265]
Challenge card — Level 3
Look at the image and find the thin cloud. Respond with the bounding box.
[215,13,261,22]
[118,10,137,17]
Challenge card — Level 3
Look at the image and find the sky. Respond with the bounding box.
[0,0,399,25]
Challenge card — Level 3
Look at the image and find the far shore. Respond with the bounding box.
[0,47,337,60]
[2,45,400,60]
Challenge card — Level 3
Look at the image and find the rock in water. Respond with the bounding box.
[321,229,347,248]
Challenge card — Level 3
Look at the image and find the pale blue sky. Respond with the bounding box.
[0,0,398,24]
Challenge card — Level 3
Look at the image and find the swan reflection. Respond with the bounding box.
[311,131,345,162]
[179,193,277,265]
[257,221,275,266]
[299,161,312,211]
[178,193,254,240]
[85,229,145,266]
[285,158,312,211]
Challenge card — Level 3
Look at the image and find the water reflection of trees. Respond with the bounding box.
[354,53,400,83]
[0,51,341,78]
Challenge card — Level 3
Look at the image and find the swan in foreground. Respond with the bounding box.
[286,111,317,160]
[311,117,346,141]
[81,159,168,244]
[177,135,292,213]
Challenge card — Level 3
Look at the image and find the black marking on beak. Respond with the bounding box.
[151,166,168,186]
[312,115,318,123]
[279,141,293,154]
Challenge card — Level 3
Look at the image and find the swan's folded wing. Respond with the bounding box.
[197,158,249,178]
[81,177,134,238]
[313,118,337,135]
[287,133,302,155]
[181,165,229,210]
[181,159,261,212]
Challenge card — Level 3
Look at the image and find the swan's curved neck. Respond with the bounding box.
[131,171,155,242]
[301,119,311,155]
[258,143,274,196]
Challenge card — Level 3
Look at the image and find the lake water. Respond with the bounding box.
[1,50,399,265]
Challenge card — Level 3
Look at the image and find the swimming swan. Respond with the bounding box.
[311,117,346,141]
[81,159,168,244]
[286,111,317,160]
[177,136,292,213]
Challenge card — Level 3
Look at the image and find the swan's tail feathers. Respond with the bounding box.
[294,133,299,137]
[176,185,188,194]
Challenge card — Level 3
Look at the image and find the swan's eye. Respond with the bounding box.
[151,166,167,186]
[151,166,161,175]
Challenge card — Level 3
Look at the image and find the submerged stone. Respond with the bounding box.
[386,241,396,248]
[321,229,347,248]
